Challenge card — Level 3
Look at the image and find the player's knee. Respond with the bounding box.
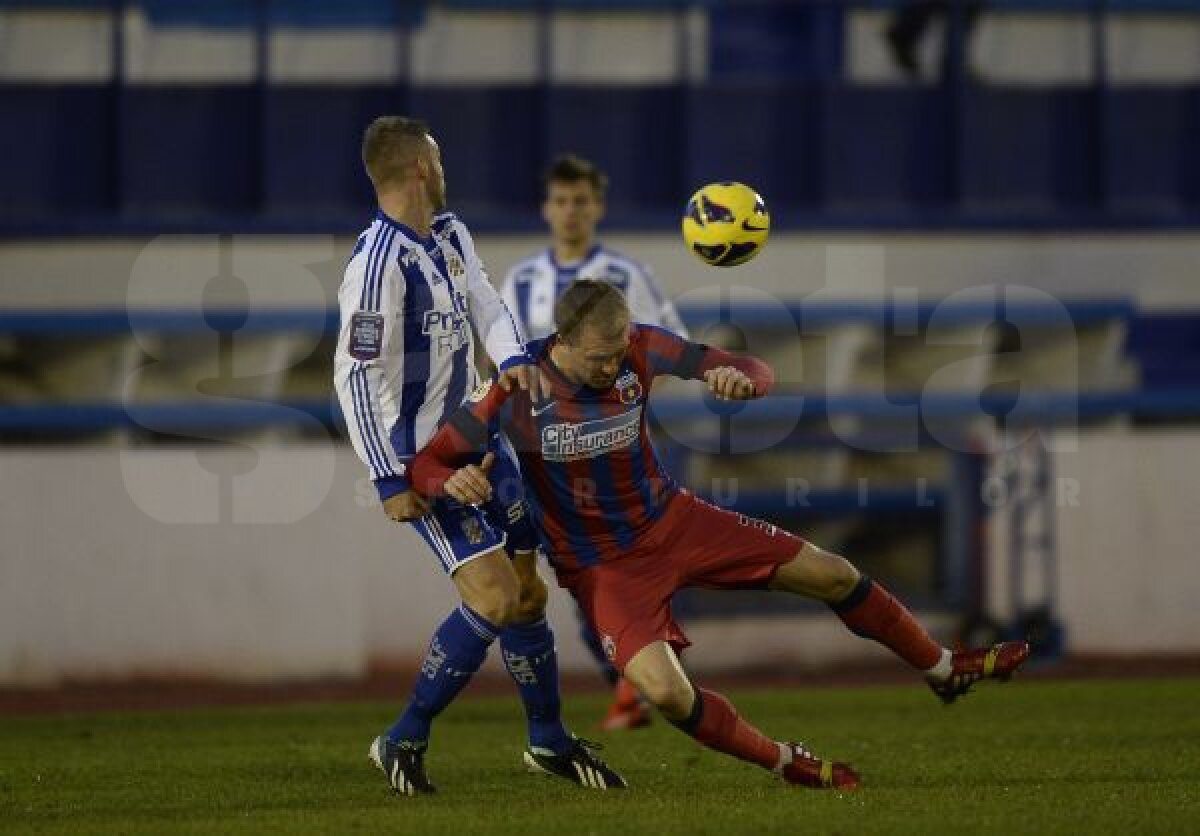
[626,668,691,719]
[778,544,861,602]
[461,578,521,626]
[821,552,861,601]
[513,573,548,622]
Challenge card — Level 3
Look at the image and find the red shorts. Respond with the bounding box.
[555,491,804,671]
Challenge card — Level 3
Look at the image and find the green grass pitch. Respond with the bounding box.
[2,679,1198,834]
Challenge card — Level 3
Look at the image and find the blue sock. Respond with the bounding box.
[500,617,573,755]
[387,604,498,745]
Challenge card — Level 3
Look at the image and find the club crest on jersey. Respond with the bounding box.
[461,517,484,545]
[601,635,616,661]
[615,370,643,405]
[445,252,466,279]
[347,311,384,360]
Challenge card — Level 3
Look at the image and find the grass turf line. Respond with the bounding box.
[1,679,1198,834]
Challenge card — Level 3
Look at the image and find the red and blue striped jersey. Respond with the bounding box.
[412,324,774,571]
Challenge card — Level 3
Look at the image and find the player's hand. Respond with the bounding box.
[445,451,495,506]
[382,489,430,522]
[497,362,545,403]
[704,366,757,400]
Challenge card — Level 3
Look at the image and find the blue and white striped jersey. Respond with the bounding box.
[334,209,527,500]
[500,244,689,342]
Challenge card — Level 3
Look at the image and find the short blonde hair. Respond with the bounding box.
[554,279,629,343]
[361,115,430,191]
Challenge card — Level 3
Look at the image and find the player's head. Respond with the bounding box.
[542,154,608,252]
[553,279,630,389]
[362,115,446,211]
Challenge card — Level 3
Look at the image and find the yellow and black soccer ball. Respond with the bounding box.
[681,182,770,267]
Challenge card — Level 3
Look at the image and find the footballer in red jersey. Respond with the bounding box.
[412,279,1030,790]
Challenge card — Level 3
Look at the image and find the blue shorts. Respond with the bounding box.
[411,443,536,575]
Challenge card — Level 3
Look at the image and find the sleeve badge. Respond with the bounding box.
[348,311,385,361]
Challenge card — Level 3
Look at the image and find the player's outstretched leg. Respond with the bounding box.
[623,640,859,790]
[769,543,1030,700]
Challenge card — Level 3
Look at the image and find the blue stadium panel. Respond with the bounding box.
[820,85,951,208]
[708,2,842,81]
[0,86,114,215]
[120,87,259,213]
[407,86,544,214]
[1127,313,1200,388]
[1104,88,1200,213]
[683,83,823,208]
[960,88,1097,211]
[138,0,426,27]
[263,86,409,215]
[545,86,686,211]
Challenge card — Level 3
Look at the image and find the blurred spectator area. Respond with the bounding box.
[2,0,1200,230]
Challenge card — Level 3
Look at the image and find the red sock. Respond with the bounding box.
[674,688,780,771]
[832,575,943,670]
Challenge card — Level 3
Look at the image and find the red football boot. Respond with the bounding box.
[928,640,1031,705]
[780,742,861,791]
[600,677,652,731]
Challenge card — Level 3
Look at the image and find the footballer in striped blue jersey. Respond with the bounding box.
[501,155,688,343]
[336,117,624,796]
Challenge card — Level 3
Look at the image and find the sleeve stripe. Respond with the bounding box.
[351,366,396,480]
[675,341,707,379]
[348,368,383,477]
[349,367,388,478]
[358,367,402,478]
[448,409,490,451]
[376,227,398,311]
[357,225,383,310]
[359,225,395,312]
[375,227,396,310]
[500,293,525,350]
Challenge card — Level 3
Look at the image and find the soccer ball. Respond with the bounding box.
[681,182,770,267]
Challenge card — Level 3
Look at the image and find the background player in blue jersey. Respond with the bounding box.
[412,280,1031,791]
[501,154,687,730]
[333,118,624,795]
[501,154,688,342]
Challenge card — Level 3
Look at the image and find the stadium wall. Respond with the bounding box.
[3,432,1200,686]
[3,232,1200,310]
